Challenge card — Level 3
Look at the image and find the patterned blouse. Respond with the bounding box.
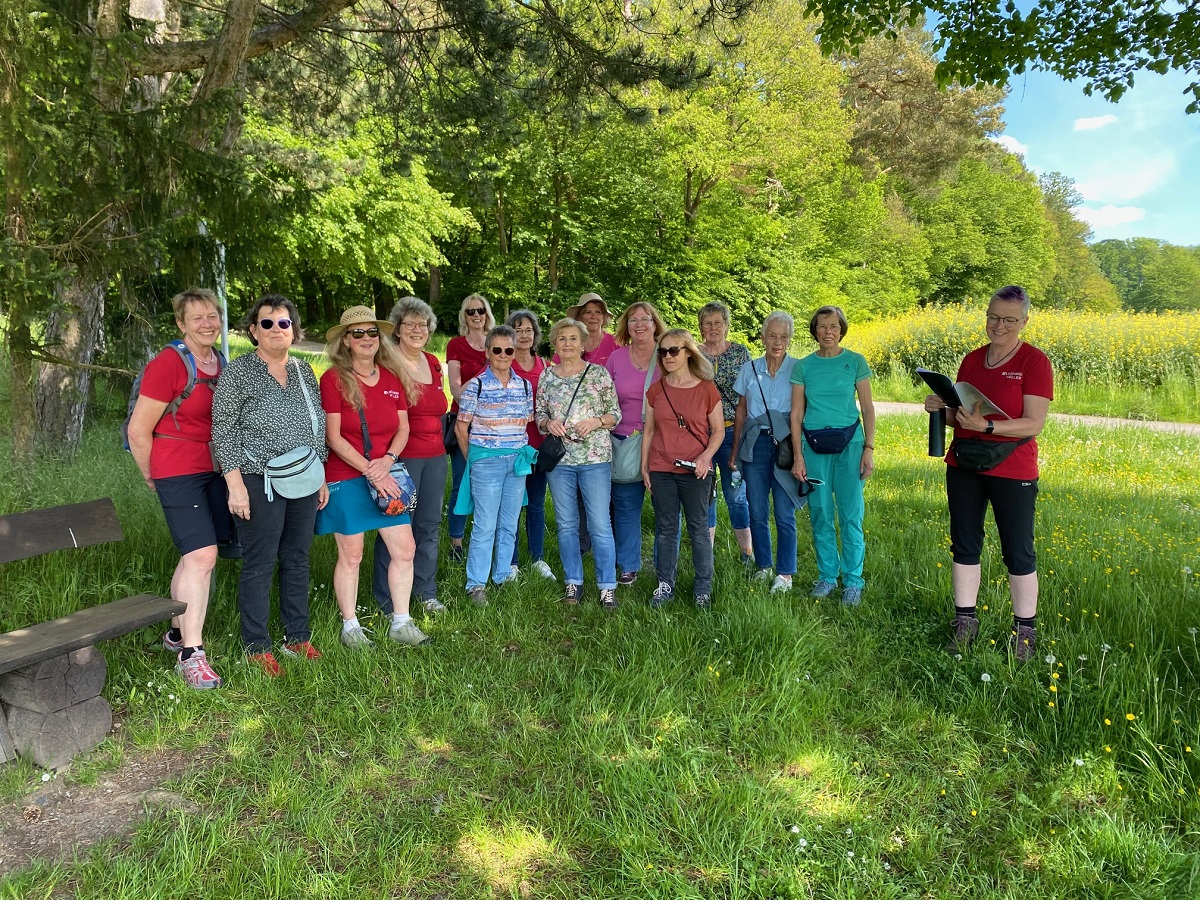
[212,352,328,475]
[702,342,751,423]
[535,364,621,467]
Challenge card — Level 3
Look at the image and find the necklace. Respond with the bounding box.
[353,365,378,379]
[630,344,654,370]
[986,342,1020,368]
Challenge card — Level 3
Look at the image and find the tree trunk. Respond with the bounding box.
[428,264,441,306]
[34,275,107,450]
[548,171,562,292]
[299,268,322,324]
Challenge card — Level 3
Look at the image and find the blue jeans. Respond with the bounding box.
[611,479,648,574]
[707,426,750,530]
[512,468,548,565]
[548,463,617,589]
[744,433,797,575]
[465,453,526,589]
[448,444,467,541]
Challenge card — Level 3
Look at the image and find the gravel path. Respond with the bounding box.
[874,402,1200,436]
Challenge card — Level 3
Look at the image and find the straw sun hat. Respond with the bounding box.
[326,305,394,342]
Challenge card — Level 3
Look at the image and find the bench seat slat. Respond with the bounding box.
[0,499,123,565]
[0,595,185,675]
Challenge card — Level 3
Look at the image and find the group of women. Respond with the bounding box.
[128,285,1050,687]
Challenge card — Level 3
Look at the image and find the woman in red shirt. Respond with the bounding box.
[373,296,451,615]
[641,328,724,610]
[317,306,430,649]
[445,293,494,557]
[925,286,1053,662]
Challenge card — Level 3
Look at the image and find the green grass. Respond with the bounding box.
[1,414,1199,897]
[872,368,1200,423]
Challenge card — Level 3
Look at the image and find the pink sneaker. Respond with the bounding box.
[281,640,322,661]
[163,630,184,653]
[175,649,222,690]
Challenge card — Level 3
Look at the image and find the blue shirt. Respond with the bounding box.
[458,368,532,450]
[734,355,798,421]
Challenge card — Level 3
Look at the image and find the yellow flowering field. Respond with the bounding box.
[847,308,1200,387]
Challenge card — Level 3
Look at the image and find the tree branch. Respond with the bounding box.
[31,346,136,378]
[131,0,360,76]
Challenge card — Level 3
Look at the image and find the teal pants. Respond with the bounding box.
[802,440,866,588]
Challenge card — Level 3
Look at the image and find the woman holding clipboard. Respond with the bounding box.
[923,286,1054,662]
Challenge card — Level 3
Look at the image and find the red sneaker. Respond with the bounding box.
[249,651,283,677]
[281,640,322,661]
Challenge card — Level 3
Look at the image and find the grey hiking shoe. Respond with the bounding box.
[810,579,838,598]
[468,586,487,607]
[946,615,981,654]
[841,586,863,607]
[650,581,674,609]
[339,624,374,649]
[422,597,447,614]
[389,620,433,646]
[1009,624,1037,662]
[695,594,712,610]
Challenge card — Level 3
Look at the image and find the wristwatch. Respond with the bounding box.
[385,451,400,463]
[984,421,995,435]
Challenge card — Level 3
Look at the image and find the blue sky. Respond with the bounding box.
[997,70,1200,247]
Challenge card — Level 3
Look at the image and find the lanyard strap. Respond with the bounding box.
[292,359,320,437]
[661,382,708,451]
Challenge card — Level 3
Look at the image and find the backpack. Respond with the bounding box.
[122,340,226,450]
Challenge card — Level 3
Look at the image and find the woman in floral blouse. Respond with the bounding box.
[536,318,622,609]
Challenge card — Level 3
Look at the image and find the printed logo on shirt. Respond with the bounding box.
[383,389,400,400]
[1001,370,1023,381]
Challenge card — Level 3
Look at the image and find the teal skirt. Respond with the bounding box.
[315,475,411,535]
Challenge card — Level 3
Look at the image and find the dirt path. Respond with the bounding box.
[874,401,1200,436]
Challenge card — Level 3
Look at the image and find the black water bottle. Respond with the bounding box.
[928,409,946,458]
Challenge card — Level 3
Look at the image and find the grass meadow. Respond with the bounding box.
[1,406,1198,897]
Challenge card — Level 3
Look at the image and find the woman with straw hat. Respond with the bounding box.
[316,305,431,649]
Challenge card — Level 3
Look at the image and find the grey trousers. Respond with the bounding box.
[373,453,448,610]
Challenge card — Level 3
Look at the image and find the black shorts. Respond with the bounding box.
[946,465,1038,575]
[155,472,234,556]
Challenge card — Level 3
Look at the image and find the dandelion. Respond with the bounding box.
[1189,627,1198,636]
[1101,644,1112,653]
[1078,655,1088,662]
[1045,654,1056,664]
[980,672,991,682]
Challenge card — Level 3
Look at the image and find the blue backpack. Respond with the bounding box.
[121,340,226,450]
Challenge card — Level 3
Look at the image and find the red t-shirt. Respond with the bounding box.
[139,347,221,479]
[645,380,722,473]
[446,336,487,413]
[320,367,409,483]
[512,355,547,449]
[405,352,450,459]
[947,342,1053,480]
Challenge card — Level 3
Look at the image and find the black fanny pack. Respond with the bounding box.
[952,436,1031,473]
[802,420,860,455]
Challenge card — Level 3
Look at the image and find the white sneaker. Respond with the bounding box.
[770,575,793,594]
[389,620,432,646]
[532,559,556,580]
[507,564,520,582]
[753,568,773,582]
[339,624,374,648]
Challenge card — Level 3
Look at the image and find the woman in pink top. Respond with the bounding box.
[507,309,555,580]
[445,293,495,556]
[565,291,619,365]
[603,302,666,584]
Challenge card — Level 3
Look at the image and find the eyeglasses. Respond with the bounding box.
[348,327,380,339]
[465,307,487,316]
[257,318,292,330]
[628,317,653,327]
[986,314,1022,326]
[490,346,516,356]
[513,327,535,336]
[400,321,429,332]
[657,345,685,358]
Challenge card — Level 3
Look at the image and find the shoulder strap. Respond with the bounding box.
[358,409,374,459]
[754,360,777,439]
[292,358,321,437]
[660,382,708,451]
[160,341,198,430]
[560,364,590,421]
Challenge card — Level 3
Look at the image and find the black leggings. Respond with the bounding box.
[946,465,1038,575]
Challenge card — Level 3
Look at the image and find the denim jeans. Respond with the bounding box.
[707,426,750,530]
[743,432,797,575]
[650,471,715,597]
[447,443,467,541]
[512,468,548,565]
[548,463,617,588]
[611,479,648,574]
[465,453,526,589]
[373,453,448,609]
[235,474,318,653]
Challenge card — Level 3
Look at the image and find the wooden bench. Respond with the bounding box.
[0,499,184,769]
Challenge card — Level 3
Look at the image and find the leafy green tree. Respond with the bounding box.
[1037,171,1120,310]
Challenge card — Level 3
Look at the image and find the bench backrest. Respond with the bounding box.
[0,499,124,565]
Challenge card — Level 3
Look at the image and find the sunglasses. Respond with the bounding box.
[466,307,487,316]
[490,346,516,356]
[657,345,685,358]
[348,327,380,339]
[258,318,292,330]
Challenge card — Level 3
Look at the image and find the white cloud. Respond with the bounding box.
[991,135,1028,157]
[1073,114,1118,131]
[1076,205,1146,229]
[1076,155,1175,202]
